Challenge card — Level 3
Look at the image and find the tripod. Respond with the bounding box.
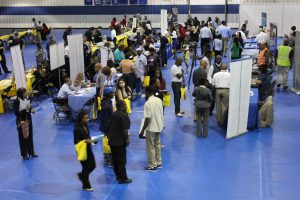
[188,43,200,89]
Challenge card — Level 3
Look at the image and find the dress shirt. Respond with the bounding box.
[207,63,222,84]
[111,29,116,40]
[255,32,269,44]
[57,83,74,99]
[199,26,212,39]
[212,70,230,88]
[144,96,164,133]
[213,38,223,51]
[219,26,232,39]
[135,54,147,78]
[171,64,183,82]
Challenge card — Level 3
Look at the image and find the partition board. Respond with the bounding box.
[160,9,168,34]
[290,31,300,95]
[50,42,65,71]
[11,45,26,89]
[226,59,252,139]
[68,34,84,81]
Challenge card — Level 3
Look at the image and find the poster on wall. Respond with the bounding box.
[261,12,267,28]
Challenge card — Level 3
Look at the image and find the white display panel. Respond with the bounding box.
[226,59,252,139]
[57,42,65,67]
[68,34,84,81]
[50,42,65,70]
[11,45,26,89]
[160,9,168,34]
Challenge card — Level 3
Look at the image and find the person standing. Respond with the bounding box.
[135,48,147,95]
[212,64,230,126]
[114,44,125,67]
[14,88,38,160]
[199,23,213,54]
[192,78,212,138]
[74,111,96,191]
[35,43,47,68]
[218,21,232,57]
[257,42,270,69]
[213,34,223,57]
[276,39,293,89]
[139,86,164,172]
[171,58,185,117]
[255,28,269,46]
[108,100,132,184]
[158,32,169,67]
[0,39,11,74]
[63,26,72,43]
[46,35,57,60]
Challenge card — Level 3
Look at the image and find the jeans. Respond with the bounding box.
[146,131,162,168]
[172,82,182,114]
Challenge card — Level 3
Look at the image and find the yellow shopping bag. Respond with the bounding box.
[97,97,102,111]
[181,87,186,101]
[75,140,87,161]
[123,98,132,114]
[102,136,111,154]
[163,92,171,107]
[143,76,150,87]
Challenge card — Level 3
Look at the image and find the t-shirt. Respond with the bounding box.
[258,73,271,88]
[171,65,183,82]
[144,96,164,132]
[213,38,223,51]
[108,110,130,146]
[135,54,147,78]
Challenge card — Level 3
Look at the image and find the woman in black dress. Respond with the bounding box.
[74,111,96,191]
[14,87,38,160]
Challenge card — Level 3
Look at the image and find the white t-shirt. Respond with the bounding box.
[255,31,269,44]
[212,70,230,88]
[57,83,74,99]
[200,26,212,39]
[171,64,183,82]
[213,38,223,51]
[144,96,164,133]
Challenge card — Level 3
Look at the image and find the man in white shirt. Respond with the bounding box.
[212,64,230,126]
[171,58,185,117]
[110,26,116,40]
[199,23,213,54]
[255,28,269,45]
[135,48,147,95]
[139,86,164,172]
[57,77,75,100]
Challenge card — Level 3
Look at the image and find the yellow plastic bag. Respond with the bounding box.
[123,98,132,114]
[102,136,111,154]
[97,97,102,111]
[0,55,2,61]
[75,140,87,161]
[143,76,150,87]
[181,87,186,101]
[163,92,171,107]
[92,102,97,120]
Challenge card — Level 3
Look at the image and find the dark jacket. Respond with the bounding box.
[108,110,130,147]
[160,36,169,49]
[99,98,113,134]
[192,86,212,109]
[193,67,207,87]
[73,124,91,145]
[13,98,32,125]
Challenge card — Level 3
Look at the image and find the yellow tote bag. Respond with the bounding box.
[97,97,102,111]
[102,136,111,154]
[143,76,150,87]
[181,87,186,101]
[163,92,171,107]
[75,140,87,161]
[123,98,132,114]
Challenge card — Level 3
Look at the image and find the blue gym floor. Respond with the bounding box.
[0,29,300,200]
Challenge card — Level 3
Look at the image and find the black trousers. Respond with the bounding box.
[201,38,210,53]
[111,146,128,181]
[80,147,96,189]
[171,82,182,114]
[17,121,35,157]
[210,86,216,113]
[0,53,9,73]
[160,47,167,67]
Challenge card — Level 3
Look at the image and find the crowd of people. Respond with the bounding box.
[0,13,295,192]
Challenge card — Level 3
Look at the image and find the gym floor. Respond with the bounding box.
[0,29,299,200]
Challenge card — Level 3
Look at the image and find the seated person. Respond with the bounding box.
[57,77,75,102]
[115,78,132,102]
[254,65,271,101]
[259,88,274,128]
[74,73,88,89]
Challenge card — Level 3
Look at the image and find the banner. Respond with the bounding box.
[68,34,84,81]
[226,59,252,139]
[11,45,26,89]
[261,12,267,28]
[160,9,168,34]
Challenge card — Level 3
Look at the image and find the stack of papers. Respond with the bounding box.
[91,135,104,142]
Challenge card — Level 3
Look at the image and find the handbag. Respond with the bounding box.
[143,76,150,87]
[75,140,87,161]
[102,136,111,154]
[19,120,30,139]
[163,92,171,107]
[181,87,186,101]
[123,98,132,114]
[97,97,102,111]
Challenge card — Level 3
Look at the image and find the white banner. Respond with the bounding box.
[226,59,252,139]
[160,9,168,34]
[50,42,65,70]
[68,34,84,81]
[11,45,26,89]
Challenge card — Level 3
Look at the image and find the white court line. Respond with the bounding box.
[0,189,28,194]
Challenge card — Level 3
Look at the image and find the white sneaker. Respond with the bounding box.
[176,113,184,117]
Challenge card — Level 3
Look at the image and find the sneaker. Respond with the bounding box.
[277,84,281,88]
[83,187,94,192]
[144,167,158,172]
[283,86,288,90]
[157,165,162,169]
[180,111,185,114]
[176,113,184,117]
[139,134,146,139]
[118,178,133,184]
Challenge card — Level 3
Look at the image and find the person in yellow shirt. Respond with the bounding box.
[276,39,293,89]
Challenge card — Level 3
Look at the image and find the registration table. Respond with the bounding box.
[247,88,259,130]
[68,87,96,119]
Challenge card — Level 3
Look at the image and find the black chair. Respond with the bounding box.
[81,97,95,114]
[1,85,15,111]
